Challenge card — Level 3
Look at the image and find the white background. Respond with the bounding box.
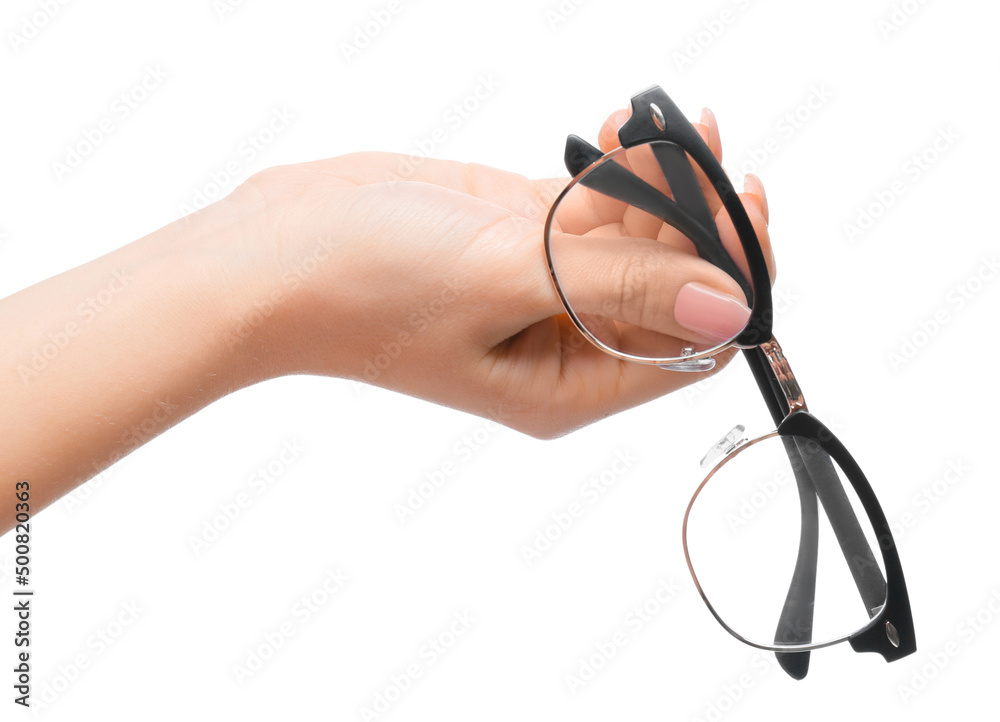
[2,0,998,719]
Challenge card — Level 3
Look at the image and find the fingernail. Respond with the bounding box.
[700,107,715,128]
[744,173,769,225]
[675,282,751,344]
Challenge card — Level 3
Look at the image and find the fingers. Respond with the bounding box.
[547,159,774,303]
[743,173,769,224]
[592,103,727,222]
[580,103,775,287]
[741,173,775,281]
[699,108,722,162]
[598,106,632,153]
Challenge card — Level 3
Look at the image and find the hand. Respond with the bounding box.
[0,101,772,533]
[222,105,774,438]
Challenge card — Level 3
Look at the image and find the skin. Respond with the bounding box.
[0,106,771,535]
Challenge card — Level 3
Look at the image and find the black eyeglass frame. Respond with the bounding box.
[543,85,916,678]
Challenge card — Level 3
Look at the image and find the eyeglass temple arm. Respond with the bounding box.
[745,347,887,677]
[616,90,756,307]
[563,134,753,304]
[746,347,888,603]
[797,444,888,606]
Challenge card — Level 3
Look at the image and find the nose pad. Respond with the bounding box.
[699,425,747,469]
[657,346,716,373]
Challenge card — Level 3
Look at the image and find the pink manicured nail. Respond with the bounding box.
[675,282,751,344]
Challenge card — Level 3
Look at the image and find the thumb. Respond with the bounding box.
[548,231,751,351]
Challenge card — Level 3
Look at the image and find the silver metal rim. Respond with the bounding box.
[680,429,856,653]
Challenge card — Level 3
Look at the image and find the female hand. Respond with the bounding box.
[0,102,772,532]
[224,106,773,438]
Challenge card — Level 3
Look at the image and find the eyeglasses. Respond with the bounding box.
[543,85,915,679]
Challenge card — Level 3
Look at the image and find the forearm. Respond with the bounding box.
[0,200,273,534]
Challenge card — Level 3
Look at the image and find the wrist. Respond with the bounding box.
[0,198,281,519]
[216,172,355,383]
[139,196,284,390]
